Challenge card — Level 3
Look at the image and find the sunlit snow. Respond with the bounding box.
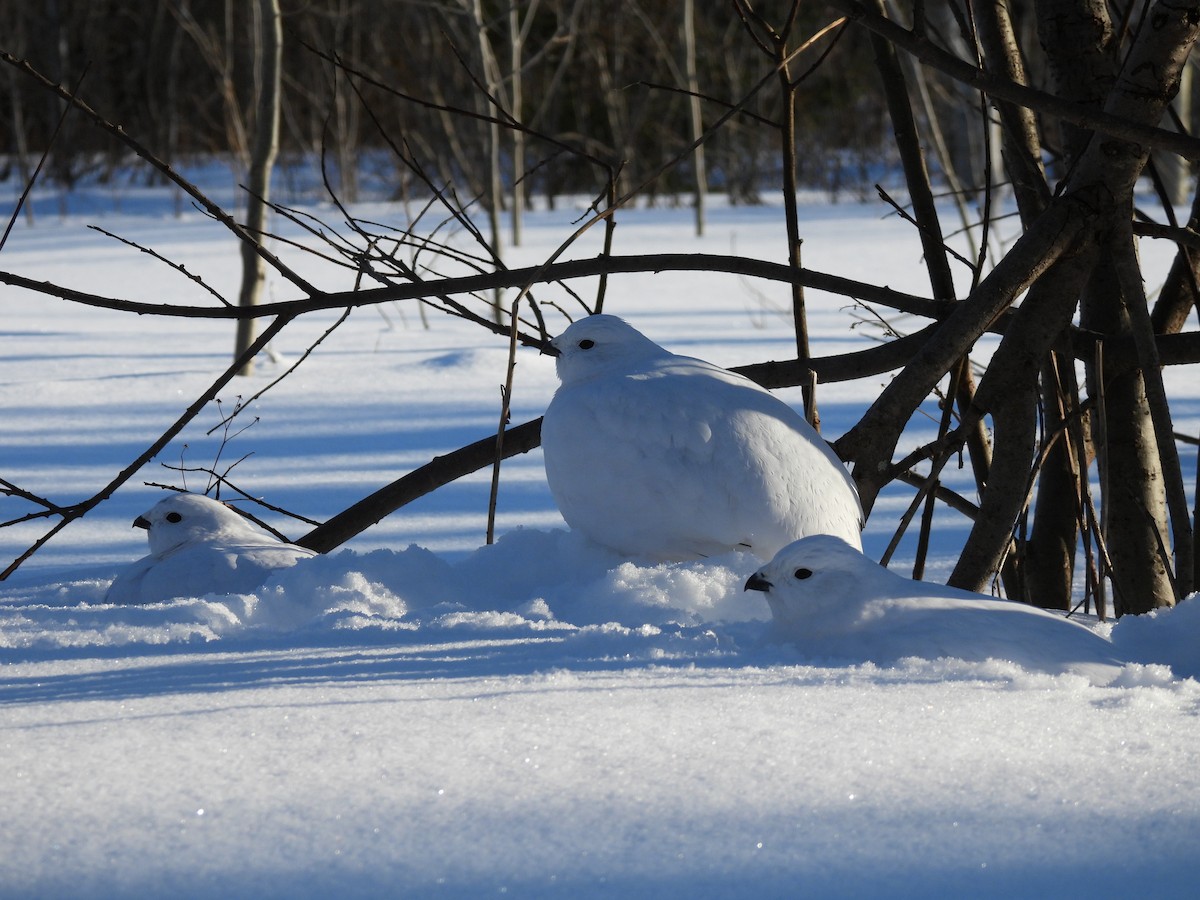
[2,171,1198,898]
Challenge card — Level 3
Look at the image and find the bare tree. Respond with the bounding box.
[826,0,1198,614]
[683,0,706,235]
[234,0,283,376]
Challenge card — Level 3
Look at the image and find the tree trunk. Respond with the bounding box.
[948,0,1199,605]
[1041,0,1191,611]
[5,63,34,225]
[234,0,282,377]
[1025,352,1083,609]
[832,0,1200,605]
[974,0,1080,607]
[972,0,1050,219]
[509,1,526,247]
[683,0,706,236]
[473,0,503,240]
[1035,0,1116,168]
[950,238,1101,592]
[1082,240,1178,613]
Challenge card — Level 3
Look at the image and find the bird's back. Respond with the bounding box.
[108,539,314,604]
[543,351,862,559]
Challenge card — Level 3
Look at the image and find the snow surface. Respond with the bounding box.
[3,171,1200,898]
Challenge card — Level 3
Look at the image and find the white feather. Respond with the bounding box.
[746,535,1126,683]
[106,493,315,604]
[541,315,862,561]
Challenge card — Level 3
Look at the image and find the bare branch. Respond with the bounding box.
[0,252,943,322]
[1,315,295,580]
[0,49,321,296]
[87,225,233,307]
[826,0,1200,160]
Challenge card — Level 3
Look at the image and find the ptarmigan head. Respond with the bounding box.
[549,314,668,386]
[744,534,870,634]
[134,493,263,557]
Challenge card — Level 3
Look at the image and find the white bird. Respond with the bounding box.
[540,314,862,561]
[105,493,316,604]
[744,535,1125,681]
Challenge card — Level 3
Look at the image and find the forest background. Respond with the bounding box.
[2,0,894,207]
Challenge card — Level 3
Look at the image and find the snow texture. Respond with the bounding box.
[2,175,1199,898]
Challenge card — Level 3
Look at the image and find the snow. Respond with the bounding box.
[3,172,1200,898]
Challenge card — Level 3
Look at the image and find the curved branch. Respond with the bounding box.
[836,194,1091,512]
[298,419,542,553]
[0,315,296,580]
[284,317,1200,554]
[0,251,944,322]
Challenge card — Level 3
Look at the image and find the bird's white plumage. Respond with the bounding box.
[745,535,1124,681]
[540,315,863,561]
[105,493,316,604]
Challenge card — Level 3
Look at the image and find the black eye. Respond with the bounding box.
[166,512,183,524]
[794,568,813,580]
[578,339,595,350]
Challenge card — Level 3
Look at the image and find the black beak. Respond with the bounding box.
[744,573,772,592]
[133,515,150,530]
[540,341,561,357]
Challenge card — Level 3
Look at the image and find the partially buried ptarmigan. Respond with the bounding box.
[540,314,863,561]
[105,493,316,604]
[745,535,1126,682]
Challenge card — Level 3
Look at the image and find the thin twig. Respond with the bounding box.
[88,225,233,307]
[0,50,321,296]
[1,315,295,580]
[0,66,87,253]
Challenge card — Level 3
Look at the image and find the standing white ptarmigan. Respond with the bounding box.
[540,314,863,561]
[105,493,316,604]
[745,535,1126,682]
